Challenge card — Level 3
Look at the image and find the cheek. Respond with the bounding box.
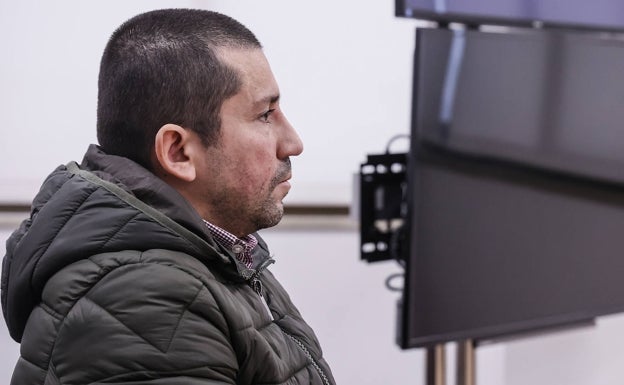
[251,164,276,192]
[245,149,277,180]
[229,157,274,194]
[225,136,277,191]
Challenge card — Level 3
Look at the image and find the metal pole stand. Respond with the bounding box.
[457,340,475,385]
[426,340,476,385]
[426,344,446,385]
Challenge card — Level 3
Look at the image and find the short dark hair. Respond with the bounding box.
[96,8,262,169]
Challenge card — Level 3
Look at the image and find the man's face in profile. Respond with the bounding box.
[192,48,304,237]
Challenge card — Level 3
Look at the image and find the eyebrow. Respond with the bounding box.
[254,93,280,107]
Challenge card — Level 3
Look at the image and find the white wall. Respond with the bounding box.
[3,1,624,384]
[504,314,624,385]
[0,0,422,205]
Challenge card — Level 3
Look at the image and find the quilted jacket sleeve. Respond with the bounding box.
[14,250,239,385]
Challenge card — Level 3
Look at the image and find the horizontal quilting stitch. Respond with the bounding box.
[38,302,63,321]
[89,363,235,384]
[253,361,311,385]
[96,211,142,254]
[15,356,47,373]
[78,296,176,353]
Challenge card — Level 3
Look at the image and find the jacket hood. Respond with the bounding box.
[1,145,233,342]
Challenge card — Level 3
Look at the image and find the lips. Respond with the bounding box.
[277,175,291,191]
[272,159,292,188]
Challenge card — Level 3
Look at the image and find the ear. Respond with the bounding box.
[154,124,197,182]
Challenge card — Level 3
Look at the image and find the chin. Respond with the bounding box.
[252,202,284,231]
[269,204,285,225]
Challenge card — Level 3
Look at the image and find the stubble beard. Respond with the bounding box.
[250,158,291,231]
[250,196,284,231]
[212,158,291,235]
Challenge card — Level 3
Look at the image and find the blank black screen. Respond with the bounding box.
[400,28,624,348]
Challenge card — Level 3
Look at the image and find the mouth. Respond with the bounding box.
[278,177,291,189]
[273,169,291,185]
[274,174,292,196]
[272,160,292,189]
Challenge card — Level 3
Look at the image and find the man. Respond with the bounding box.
[1,8,335,385]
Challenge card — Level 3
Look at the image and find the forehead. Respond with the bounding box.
[217,47,279,100]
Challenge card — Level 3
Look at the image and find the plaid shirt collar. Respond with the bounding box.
[203,220,257,268]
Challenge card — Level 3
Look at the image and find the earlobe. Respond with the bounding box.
[154,124,197,182]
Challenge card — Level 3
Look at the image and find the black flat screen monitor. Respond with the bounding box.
[400,27,624,349]
[396,0,624,32]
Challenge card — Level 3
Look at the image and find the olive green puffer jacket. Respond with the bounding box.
[2,145,335,385]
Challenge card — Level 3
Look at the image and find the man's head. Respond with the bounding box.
[97,9,303,236]
[97,8,261,169]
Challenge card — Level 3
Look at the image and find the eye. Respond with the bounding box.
[259,109,276,123]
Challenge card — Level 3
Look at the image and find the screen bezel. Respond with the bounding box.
[395,0,624,33]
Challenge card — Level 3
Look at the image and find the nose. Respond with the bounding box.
[278,115,304,159]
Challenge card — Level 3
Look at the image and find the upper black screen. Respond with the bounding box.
[397,0,624,31]
[415,28,624,187]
